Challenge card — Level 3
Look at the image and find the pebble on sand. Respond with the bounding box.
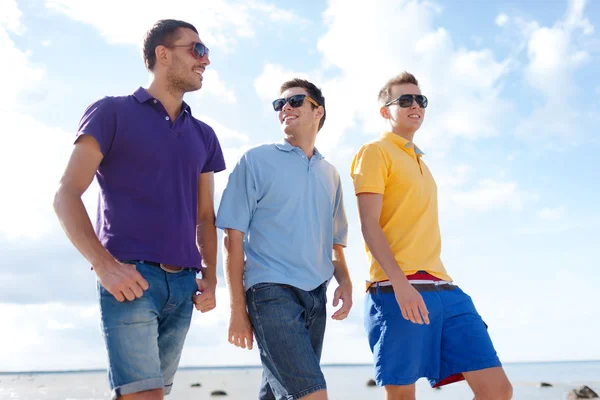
[366,379,377,387]
[190,383,202,387]
[211,390,228,396]
[568,385,599,399]
[539,382,553,387]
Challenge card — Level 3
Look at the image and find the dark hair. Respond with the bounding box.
[143,19,198,71]
[279,78,326,131]
[378,71,420,104]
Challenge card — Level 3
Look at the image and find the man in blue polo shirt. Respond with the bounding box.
[53,19,225,400]
[216,79,353,400]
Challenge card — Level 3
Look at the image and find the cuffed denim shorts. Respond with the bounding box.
[97,261,198,399]
[365,283,502,388]
[246,282,328,400]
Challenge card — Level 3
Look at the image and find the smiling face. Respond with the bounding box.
[164,28,210,93]
[277,87,323,137]
[381,83,425,138]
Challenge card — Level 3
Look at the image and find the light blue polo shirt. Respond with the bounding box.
[215,140,348,291]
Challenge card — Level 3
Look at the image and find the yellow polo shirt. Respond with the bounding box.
[350,131,451,283]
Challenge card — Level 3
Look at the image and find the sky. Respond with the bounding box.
[0,0,599,372]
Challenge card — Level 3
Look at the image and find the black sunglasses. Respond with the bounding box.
[272,94,319,111]
[384,94,428,109]
[168,42,209,59]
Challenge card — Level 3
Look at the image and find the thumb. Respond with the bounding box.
[195,279,206,292]
[333,287,341,307]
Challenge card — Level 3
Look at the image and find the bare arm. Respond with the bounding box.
[331,244,353,320]
[193,172,218,313]
[54,135,112,267]
[357,193,429,324]
[53,135,148,301]
[224,228,253,349]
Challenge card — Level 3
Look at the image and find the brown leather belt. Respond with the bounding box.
[368,283,458,294]
[123,260,195,273]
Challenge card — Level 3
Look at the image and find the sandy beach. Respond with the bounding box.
[2,362,599,399]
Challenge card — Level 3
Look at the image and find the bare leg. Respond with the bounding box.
[120,388,163,400]
[384,384,416,400]
[463,367,513,400]
[301,389,328,399]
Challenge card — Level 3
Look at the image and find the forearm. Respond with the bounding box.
[223,231,246,312]
[53,187,114,269]
[332,244,351,285]
[361,222,408,285]
[197,217,218,281]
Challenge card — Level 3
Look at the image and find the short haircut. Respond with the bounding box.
[143,19,198,71]
[279,78,326,131]
[378,71,420,105]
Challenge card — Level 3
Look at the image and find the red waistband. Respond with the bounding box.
[405,271,443,281]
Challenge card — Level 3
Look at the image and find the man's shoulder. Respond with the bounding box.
[84,93,135,113]
[244,143,279,158]
[188,116,217,136]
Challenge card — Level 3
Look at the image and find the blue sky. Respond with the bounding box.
[0,0,598,372]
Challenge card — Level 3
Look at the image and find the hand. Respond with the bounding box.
[331,280,353,320]
[94,261,149,302]
[193,277,217,313]
[228,309,254,350]
[392,281,429,325]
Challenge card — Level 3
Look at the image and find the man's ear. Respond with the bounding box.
[316,106,325,120]
[380,106,389,119]
[154,45,170,68]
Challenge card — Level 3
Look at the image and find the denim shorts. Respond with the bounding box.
[97,261,198,399]
[246,282,328,400]
[365,283,502,388]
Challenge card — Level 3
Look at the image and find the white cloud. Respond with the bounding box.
[522,0,593,99]
[0,30,45,112]
[537,206,566,221]
[254,63,311,102]
[316,0,512,153]
[495,13,509,27]
[45,0,305,51]
[450,179,533,212]
[0,7,75,239]
[504,0,596,141]
[0,0,24,34]
[197,70,238,104]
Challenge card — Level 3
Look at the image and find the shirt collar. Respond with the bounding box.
[381,131,424,157]
[275,139,324,160]
[133,87,192,115]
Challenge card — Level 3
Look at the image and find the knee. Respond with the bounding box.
[385,385,415,400]
[499,382,513,400]
[481,382,513,400]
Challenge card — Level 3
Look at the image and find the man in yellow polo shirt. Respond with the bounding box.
[351,72,512,399]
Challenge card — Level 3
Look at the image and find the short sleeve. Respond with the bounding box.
[201,125,226,174]
[332,173,348,247]
[215,153,257,233]
[350,143,388,195]
[75,97,117,156]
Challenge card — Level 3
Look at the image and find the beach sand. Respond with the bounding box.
[2,363,599,399]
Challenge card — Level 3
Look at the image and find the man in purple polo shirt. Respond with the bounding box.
[53,19,225,400]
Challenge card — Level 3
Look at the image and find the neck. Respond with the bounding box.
[285,130,317,159]
[146,78,185,120]
[390,127,416,143]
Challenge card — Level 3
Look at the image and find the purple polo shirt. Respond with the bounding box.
[76,87,226,269]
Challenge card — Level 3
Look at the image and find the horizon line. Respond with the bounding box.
[2,359,599,375]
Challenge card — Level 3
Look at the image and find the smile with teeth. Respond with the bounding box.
[193,68,204,76]
[408,114,421,119]
[283,115,297,122]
